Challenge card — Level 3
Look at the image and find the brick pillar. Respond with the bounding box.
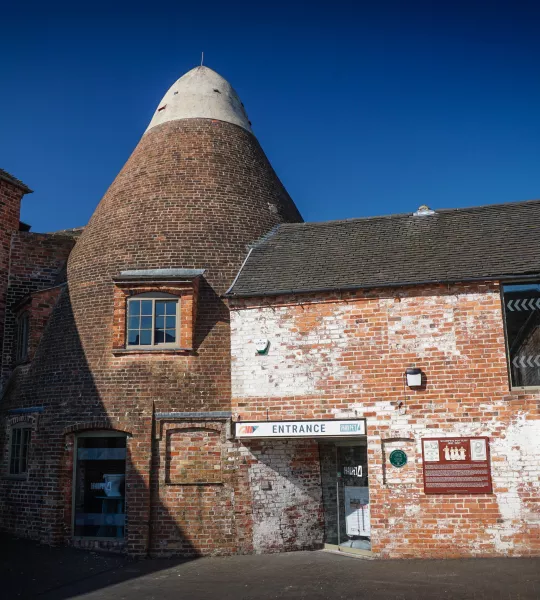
[0,175,30,365]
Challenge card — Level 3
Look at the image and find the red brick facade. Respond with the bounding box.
[0,117,302,556]
[0,178,27,364]
[1,76,538,561]
[230,283,540,557]
[1,231,78,386]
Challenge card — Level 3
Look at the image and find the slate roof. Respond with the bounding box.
[0,169,32,193]
[226,199,540,297]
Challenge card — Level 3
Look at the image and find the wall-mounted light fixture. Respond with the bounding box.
[405,367,422,387]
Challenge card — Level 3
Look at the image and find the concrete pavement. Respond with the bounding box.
[2,534,539,599]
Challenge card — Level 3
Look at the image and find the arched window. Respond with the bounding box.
[126,292,179,348]
[16,312,30,362]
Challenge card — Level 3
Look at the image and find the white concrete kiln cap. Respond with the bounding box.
[146,66,252,133]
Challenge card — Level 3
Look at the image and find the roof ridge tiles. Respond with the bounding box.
[278,197,540,231]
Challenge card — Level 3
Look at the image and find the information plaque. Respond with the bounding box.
[421,437,492,494]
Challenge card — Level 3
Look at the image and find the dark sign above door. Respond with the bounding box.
[421,437,492,494]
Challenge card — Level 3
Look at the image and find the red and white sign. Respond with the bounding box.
[422,437,492,494]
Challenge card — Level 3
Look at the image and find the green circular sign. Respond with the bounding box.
[389,449,407,468]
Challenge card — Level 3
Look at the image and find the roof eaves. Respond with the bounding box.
[113,268,205,282]
[0,169,33,194]
[226,271,540,299]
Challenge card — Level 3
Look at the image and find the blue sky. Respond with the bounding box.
[1,0,539,232]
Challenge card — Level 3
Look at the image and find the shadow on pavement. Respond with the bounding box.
[1,534,195,600]
[3,533,540,600]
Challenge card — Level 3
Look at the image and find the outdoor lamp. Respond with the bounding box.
[405,367,422,387]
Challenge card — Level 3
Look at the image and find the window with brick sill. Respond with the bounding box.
[112,271,200,353]
[503,281,540,387]
[9,425,31,476]
[127,293,179,348]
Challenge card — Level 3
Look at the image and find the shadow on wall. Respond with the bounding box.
[242,439,324,554]
[0,284,200,594]
[193,278,230,352]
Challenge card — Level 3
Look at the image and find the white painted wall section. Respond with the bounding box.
[146,66,252,133]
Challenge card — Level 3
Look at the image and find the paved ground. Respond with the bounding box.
[2,534,540,600]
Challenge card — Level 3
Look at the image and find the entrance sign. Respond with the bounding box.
[235,419,366,439]
[389,449,407,468]
[422,437,492,494]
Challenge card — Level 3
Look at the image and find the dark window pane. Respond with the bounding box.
[165,316,176,329]
[16,313,29,362]
[503,283,540,387]
[155,316,165,329]
[140,300,153,315]
[10,428,30,475]
[155,301,166,317]
[165,330,176,343]
[165,301,177,315]
[128,301,140,316]
[128,316,140,329]
[127,330,139,345]
[74,435,126,539]
[155,330,165,344]
[139,330,152,345]
[140,316,152,330]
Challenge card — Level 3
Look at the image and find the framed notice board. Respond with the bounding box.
[421,437,492,494]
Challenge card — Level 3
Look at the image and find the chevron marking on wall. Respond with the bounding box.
[512,355,540,369]
[507,298,540,312]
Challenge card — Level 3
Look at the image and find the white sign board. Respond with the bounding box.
[345,486,370,536]
[235,419,366,438]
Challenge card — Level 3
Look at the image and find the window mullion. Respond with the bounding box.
[177,297,180,346]
[152,299,156,347]
[18,438,23,473]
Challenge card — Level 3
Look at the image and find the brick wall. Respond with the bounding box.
[0,231,77,389]
[0,118,302,555]
[150,420,242,556]
[230,282,540,558]
[241,439,324,553]
[0,179,25,363]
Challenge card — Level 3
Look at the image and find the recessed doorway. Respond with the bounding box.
[319,439,370,552]
[73,431,127,539]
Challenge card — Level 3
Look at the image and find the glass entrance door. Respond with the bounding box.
[320,441,370,551]
[337,445,370,550]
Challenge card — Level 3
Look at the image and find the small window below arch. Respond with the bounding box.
[126,292,179,348]
[74,431,127,539]
[9,424,31,476]
[16,312,30,362]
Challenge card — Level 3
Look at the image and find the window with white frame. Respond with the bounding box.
[9,425,31,476]
[126,292,179,348]
[16,312,29,362]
